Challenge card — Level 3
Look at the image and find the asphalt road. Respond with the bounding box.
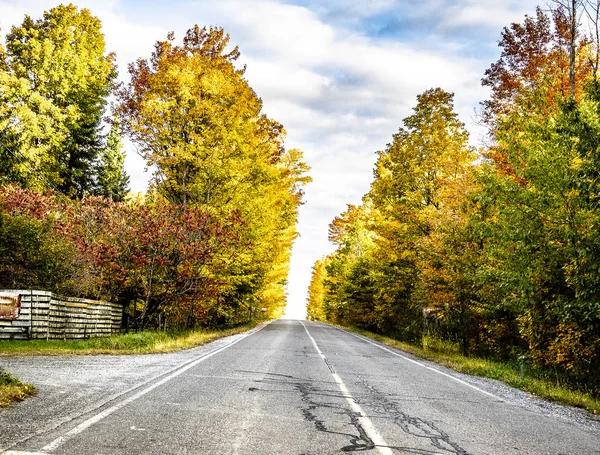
[1,319,599,455]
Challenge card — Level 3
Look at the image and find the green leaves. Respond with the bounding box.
[1,4,116,196]
[95,117,129,202]
[313,79,600,388]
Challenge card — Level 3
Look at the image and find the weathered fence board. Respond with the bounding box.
[0,290,122,340]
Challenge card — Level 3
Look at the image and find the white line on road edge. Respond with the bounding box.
[300,321,394,455]
[26,322,271,454]
[334,325,503,401]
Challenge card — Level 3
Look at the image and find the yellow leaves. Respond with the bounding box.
[8,4,114,101]
[120,28,283,210]
[0,69,67,189]
[564,188,581,200]
[1,4,116,194]
[569,155,584,170]
[117,26,311,316]
[307,258,329,321]
[543,324,598,371]
[578,99,600,130]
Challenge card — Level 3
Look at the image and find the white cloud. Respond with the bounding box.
[438,0,538,31]
[315,0,399,17]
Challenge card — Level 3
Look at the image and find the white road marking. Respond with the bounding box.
[33,322,270,453]
[300,321,394,455]
[333,325,503,401]
[3,451,47,455]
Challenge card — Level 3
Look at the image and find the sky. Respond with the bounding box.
[1,0,542,319]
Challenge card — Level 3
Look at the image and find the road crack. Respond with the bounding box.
[250,372,376,452]
[355,379,470,455]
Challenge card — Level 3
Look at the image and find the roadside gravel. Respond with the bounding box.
[0,332,249,452]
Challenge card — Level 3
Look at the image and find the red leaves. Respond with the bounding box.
[0,185,240,325]
[0,186,59,220]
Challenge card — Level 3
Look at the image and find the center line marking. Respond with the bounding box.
[29,322,271,454]
[300,321,394,455]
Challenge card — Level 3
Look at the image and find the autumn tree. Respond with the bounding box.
[0,56,66,190]
[474,82,600,383]
[0,187,89,295]
[322,202,380,328]
[371,89,475,339]
[307,258,328,321]
[313,89,475,341]
[0,198,76,292]
[311,7,600,395]
[119,26,310,318]
[473,3,600,384]
[584,0,600,80]
[119,26,281,208]
[0,186,240,329]
[482,6,589,126]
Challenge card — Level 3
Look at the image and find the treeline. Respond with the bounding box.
[307,5,600,394]
[0,5,310,328]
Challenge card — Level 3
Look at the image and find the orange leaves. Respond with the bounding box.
[482,6,590,126]
[0,185,58,219]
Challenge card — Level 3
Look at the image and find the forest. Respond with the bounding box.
[0,4,310,329]
[307,3,600,396]
[3,1,600,400]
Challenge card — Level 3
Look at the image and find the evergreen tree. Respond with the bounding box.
[96,118,129,202]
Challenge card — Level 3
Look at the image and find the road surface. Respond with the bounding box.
[1,320,599,454]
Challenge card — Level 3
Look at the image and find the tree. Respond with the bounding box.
[0,69,66,190]
[481,85,600,380]
[552,0,584,98]
[96,117,129,201]
[307,258,328,321]
[118,26,283,208]
[0,208,76,292]
[0,186,89,295]
[583,0,600,80]
[3,4,116,197]
[0,185,240,329]
[316,89,475,341]
[481,6,589,126]
[370,88,475,341]
[119,26,311,318]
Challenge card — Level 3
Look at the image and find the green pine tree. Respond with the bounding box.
[96,118,129,202]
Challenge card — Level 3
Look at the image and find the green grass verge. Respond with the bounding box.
[340,324,600,416]
[0,369,35,408]
[0,320,264,356]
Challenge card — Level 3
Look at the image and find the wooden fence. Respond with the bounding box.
[0,290,122,340]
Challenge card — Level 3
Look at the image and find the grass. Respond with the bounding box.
[341,325,600,416]
[0,320,264,356]
[0,369,35,408]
